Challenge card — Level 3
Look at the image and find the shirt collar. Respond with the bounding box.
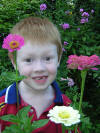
[5,81,63,105]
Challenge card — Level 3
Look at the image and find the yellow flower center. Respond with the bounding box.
[9,41,19,49]
[58,111,70,119]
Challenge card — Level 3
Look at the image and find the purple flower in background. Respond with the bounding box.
[64,41,68,45]
[85,18,88,23]
[60,77,67,81]
[65,10,72,15]
[60,77,75,87]
[62,23,70,30]
[62,48,66,52]
[65,10,70,14]
[91,9,94,13]
[77,28,80,31]
[67,77,75,87]
[40,4,47,11]
[82,12,89,17]
[80,8,84,12]
[80,18,86,23]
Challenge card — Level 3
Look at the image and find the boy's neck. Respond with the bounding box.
[18,81,54,98]
[18,81,55,118]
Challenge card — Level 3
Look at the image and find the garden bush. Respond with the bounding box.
[0,0,100,132]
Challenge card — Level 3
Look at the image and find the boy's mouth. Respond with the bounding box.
[32,76,48,84]
[32,76,48,80]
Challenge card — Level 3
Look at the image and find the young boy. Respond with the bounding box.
[0,17,73,133]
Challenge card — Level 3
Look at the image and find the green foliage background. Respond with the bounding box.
[0,0,100,132]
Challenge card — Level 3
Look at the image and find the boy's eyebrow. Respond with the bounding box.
[43,49,57,54]
[42,51,56,56]
[23,52,55,57]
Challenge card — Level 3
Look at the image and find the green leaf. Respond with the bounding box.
[17,105,31,120]
[0,72,26,82]
[16,75,27,81]
[0,114,20,123]
[2,124,23,133]
[82,37,86,41]
[21,116,33,132]
[32,119,49,130]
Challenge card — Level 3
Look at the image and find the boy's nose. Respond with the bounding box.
[33,60,46,72]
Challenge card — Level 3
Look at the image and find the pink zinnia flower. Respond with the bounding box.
[62,23,70,30]
[67,55,100,70]
[40,4,47,11]
[67,55,79,69]
[2,34,24,52]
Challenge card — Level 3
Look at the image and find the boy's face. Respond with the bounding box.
[16,41,60,91]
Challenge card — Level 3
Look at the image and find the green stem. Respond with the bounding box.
[75,125,77,133]
[68,130,71,133]
[62,124,66,133]
[75,69,87,133]
[15,61,19,110]
[14,51,19,110]
[79,70,87,112]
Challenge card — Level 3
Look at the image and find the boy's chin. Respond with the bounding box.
[23,81,50,90]
[22,77,56,90]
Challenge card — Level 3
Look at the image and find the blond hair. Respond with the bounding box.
[10,17,62,61]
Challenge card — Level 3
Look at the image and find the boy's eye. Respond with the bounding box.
[45,57,51,61]
[25,58,33,62]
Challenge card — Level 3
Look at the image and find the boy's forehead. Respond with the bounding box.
[17,41,58,56]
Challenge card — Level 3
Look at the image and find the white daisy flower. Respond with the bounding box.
[47,106,80,127]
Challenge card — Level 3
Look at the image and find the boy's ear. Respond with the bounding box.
[8,53,16,69]
[57,58,61,68]
[57,62,60,68]
[57,54,62,68]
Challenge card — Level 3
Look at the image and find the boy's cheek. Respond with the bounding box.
[18,68,31,76]
[47,65,58,74]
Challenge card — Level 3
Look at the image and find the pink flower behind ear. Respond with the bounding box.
[2,34,24,52]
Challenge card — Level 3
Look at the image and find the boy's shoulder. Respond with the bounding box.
[0,87,7,97]
[0,83,16,112]
[0,83,18,104]
[0,88,7,113]
[52,81,71,106]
